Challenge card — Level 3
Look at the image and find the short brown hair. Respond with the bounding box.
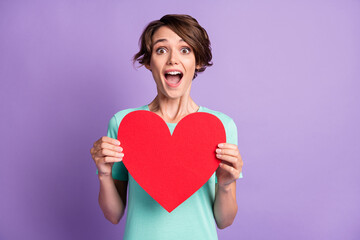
[133,14,213,79]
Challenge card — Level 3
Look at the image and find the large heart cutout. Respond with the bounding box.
[118,110,226,212]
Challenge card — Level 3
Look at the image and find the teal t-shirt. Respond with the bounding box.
[105,105,242,240]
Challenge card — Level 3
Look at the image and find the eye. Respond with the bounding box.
[156,47,167,54]
[180,47,191,54]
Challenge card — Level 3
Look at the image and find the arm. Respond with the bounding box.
[213,143,243,229]
[91,136,127,224]
[214,181,237,229]
[98,176,127,224]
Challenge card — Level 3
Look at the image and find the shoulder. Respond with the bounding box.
[109,105,148,128]
[200,106,236,128]
[200,106,238,144]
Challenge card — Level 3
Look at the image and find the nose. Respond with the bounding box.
[167,49,179,65]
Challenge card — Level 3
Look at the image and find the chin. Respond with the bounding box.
[163,90,185,100]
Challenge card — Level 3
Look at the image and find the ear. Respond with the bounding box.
[195,64,202,71]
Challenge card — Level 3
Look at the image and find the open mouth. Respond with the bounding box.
[164,70,183,88]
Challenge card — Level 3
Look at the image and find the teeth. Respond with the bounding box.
[166,71,182,75]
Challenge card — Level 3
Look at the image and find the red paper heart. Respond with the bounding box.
[118,110,226,212]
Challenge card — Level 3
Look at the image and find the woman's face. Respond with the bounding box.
[146,26,198,100]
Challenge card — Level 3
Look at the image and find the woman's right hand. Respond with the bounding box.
[90,136,124,176]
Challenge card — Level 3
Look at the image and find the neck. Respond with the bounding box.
[148,92,199,123]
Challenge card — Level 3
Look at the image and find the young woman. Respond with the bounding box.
[90,14,243,240]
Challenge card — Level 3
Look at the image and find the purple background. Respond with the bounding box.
[1,1,359,239]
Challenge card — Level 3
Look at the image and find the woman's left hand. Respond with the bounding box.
[215,143,243,188]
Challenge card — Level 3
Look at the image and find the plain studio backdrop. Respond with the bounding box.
[0,1,359,239]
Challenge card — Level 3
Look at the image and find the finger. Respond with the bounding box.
[216,148,238,157]
[97,148,124,158]
[216,154,238,165]
[219,162,240,178]
[100,142,123,153]
[95,136,120,148]
[103,156,123,163]
[217,143,237,150]
[102,136,120,145]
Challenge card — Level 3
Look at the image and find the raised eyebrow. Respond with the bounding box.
[153,38,168,46]
[179,39,191,48]
[153,38,186,46]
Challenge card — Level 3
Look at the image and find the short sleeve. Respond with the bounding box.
[225,118,238,146]
[96,115,129,181]
[215,117,243,183]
